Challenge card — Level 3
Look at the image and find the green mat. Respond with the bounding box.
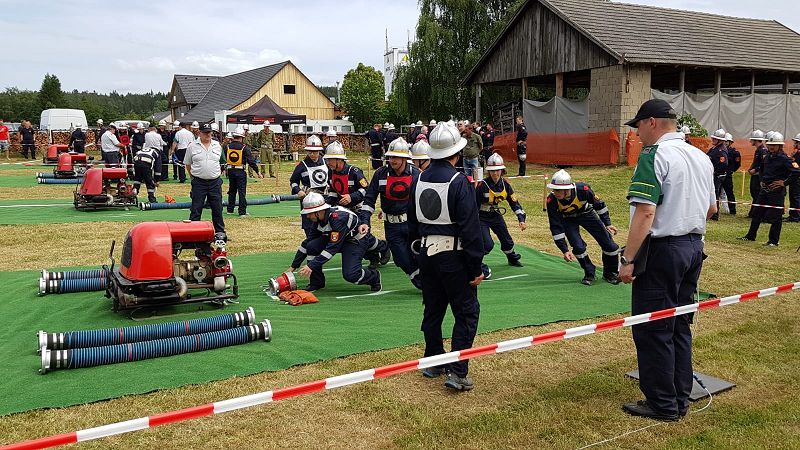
[0,246,632,416]
[0,174,46,188]
[0,197,299,224]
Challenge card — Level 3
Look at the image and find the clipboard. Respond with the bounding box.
[632,232,652,277]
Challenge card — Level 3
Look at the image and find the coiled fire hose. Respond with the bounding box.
[37,307,255,352]
[40,319,272,374]
[36,178,82,184]
[38,276,106,296]
[36,173,84,179]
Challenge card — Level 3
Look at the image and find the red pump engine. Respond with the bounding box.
[54,152,93,178]
[105,221,238,311]
[74,167,138,210]
[44,144,69,164]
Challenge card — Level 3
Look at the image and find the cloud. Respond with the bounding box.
[115,57,177,72]
[181,48,293,75]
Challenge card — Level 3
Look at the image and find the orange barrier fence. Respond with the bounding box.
[492,130,620,166]
[626,131,795,168]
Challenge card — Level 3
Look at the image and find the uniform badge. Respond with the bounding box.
[359,178,368,188]
[793,162,799,169]
[510,193,518,202]
[330,232,341,243]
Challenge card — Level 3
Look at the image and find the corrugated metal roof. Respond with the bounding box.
[174,75,219,104]
[545,0,800,72]
[181,61,289,122]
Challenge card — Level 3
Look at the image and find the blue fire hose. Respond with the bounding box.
[37,307,255,351]
[140,194,299,210]
[41,268,107,281]
[36,173,83,179]
[38,277,106,296]
[37,178,82,185]
[40,319,272,373]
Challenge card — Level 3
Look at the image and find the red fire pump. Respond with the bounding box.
[74,167,138,210]
[54,152,93,178]
[105,221,238,311]
[44,144,70,164]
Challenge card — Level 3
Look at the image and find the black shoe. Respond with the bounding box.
[444,373,474,391]
[305,284,324,292]
[411,276,423,290]
[370,272,382,292]
[622,400,679,421]
[421,366,446,378]
[581,275,595,286]
[736,236,755,241]
[710,214,719,221]
[603,273,621,285]
[379,247,392,266]
[679,407,688,417]
[508,257,523,267]
[367,257,379,270]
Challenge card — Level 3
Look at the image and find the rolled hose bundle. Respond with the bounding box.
[37,178,82,185]
[37,307,255,352]
[40,319,272,373]
[41,268,108,281]
[38,276,106,296]
[140,194,299,211]
[36,173,83,179]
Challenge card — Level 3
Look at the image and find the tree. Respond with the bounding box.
[339,63,386,132]
[38,73,65,110]
[389,0,523,124]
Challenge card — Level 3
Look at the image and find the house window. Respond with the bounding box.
[283,84,296,94]
[341,126,352,132]
[305,126,314,132]
[321,126,329,132]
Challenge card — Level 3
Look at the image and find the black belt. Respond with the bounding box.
[651,233,703,243]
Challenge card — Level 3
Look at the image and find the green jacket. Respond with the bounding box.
[250,129,274,150]
[463,133,483,159]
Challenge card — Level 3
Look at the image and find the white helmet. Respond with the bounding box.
[766,132,785,145]
[191,121,200,129]
[680,125,690,134]
[411,140,431,160]
[96,119,103,124]
[232,127,246,138]
[211,123,219,131]
[304,135,323,151]
[225,132,233,139]
[323,141,347,159]
[547,169,575,190]
[383,122,390,128]
[750,130,766,141]
[74,124,82,129]
[300,192,330,215]
[724,133,733,142]
[385,137,411,158]
[415,120,423,127]
[158,119,166,126]
[173,120,180,127]
[711,129,726,141]
[429,119,437,127]
[137,122,143,128]
[427,123,467,159]
[485,153,506,171]
[387,123,396,131]
[326,129,337,137]
[242,124,250,130]
[765,131,775,142]
[793,133,800,142]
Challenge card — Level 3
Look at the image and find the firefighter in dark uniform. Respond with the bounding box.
[738,132,799,246]
[224,127,263,217]
[721,132,740,215]
[546,169,621,285]
[514,116,527,176]
[131,122,146,155]
[706,129,728,220]
[747,130,768,217]
[288,193,386,292]
[94,119,106,147]
[132,126,163,203]
[360,137,422,289]
[323,141,368,213]
[382,124,399,161]
[69,125,87,153]
[157,120,171,181]
[410,140,431,171]
[476,153,525,279]
[367,123,384,170]
[290,135,330,237]
[479,123,495,164]
[787,133,800,222]
[408,122,484,392]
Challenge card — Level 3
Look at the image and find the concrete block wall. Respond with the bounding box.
[589,64,652,157]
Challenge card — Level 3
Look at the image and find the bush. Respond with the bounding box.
[677,113,708,137]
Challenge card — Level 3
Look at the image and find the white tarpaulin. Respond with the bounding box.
[522,97,588,133]
[651,89,800,139]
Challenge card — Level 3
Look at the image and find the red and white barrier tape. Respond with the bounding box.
[4,281,798,450]
[718,199,800,212]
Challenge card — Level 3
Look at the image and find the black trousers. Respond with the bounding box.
[133,161,157,203]
[103,151,120,167]
[418,249,480,378]
[711,174,725,218]
[227,169,248,215]
[564,213,620,278]
[189,177,225,234]
[479,212,520,274]
[22,142,36,159]
[632,234,704,415]
[744,187,785,244]
[516,143,527,176]
[370,146,383,169]
[175,148,187,182]
[748,174,761,216]
[789,177,800,221]
[721,172,737,214]
[160,149,170,181]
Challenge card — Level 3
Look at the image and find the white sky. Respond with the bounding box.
[1,0,797,95]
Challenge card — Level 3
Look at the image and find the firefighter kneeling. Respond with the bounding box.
[132,126,164,203]
[288,193,389,292]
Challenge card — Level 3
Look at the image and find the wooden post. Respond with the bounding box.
[475,84,482,122]
[555,73,564,97]
[522,78,529,99]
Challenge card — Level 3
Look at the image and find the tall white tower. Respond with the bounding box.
[383,30,409,100]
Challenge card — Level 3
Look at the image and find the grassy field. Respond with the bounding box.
[1,154,798,449]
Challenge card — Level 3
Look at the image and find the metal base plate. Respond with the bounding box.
[626,370,736,401]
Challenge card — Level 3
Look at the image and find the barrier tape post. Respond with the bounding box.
[4,281,797,450]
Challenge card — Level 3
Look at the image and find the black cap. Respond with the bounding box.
[625,99,677,127]
[199,123,213,133]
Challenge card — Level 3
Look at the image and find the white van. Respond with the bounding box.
[39,109,88,130]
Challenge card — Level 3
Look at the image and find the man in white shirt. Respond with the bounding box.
[170,123,195,183]
[100,124,126,167]
[184,123,225,234]
[620,99,716,422]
